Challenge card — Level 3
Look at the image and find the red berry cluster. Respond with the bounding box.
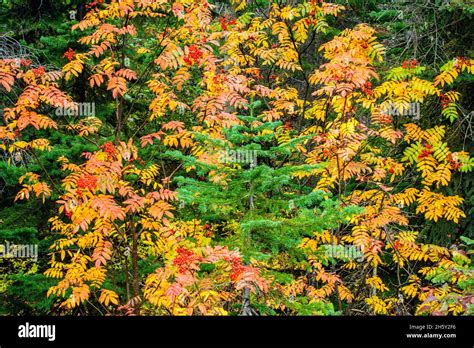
[225,257,245,281]
[439,93,450,108]
[86,0,104,9]
[173,247,200,273]
[447,153,461,170]
[393,240,400,250]
[77,174,98,191]
[219,16,236,31]
[402,59,417,69]
[183,44,203,65]
[100,142,116,160]
[32,66,45,77]
[362,81,373,96]
[417,144,433,159]
[63,48,75,61]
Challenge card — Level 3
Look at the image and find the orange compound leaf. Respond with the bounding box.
[99,289,119,306]
[162,121,185,133]
[140,131,165,147]
[89,73,104,88]
[0,70,15,92]
[90,195,126,221]
[116,68,137,81]
[107,76,127,98]
[93,240,113,268]
[148,200,174,220]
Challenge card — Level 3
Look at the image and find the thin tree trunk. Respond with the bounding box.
[124,250,131,301]
[240,191,257,316]
[131,231,140,314]
[115,99,123,143]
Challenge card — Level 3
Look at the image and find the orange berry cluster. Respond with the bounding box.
[63,48,75,61]
[402,59,417,69]
[100,142,116,160]
[77,174,98,191]
[183,44,203,65]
